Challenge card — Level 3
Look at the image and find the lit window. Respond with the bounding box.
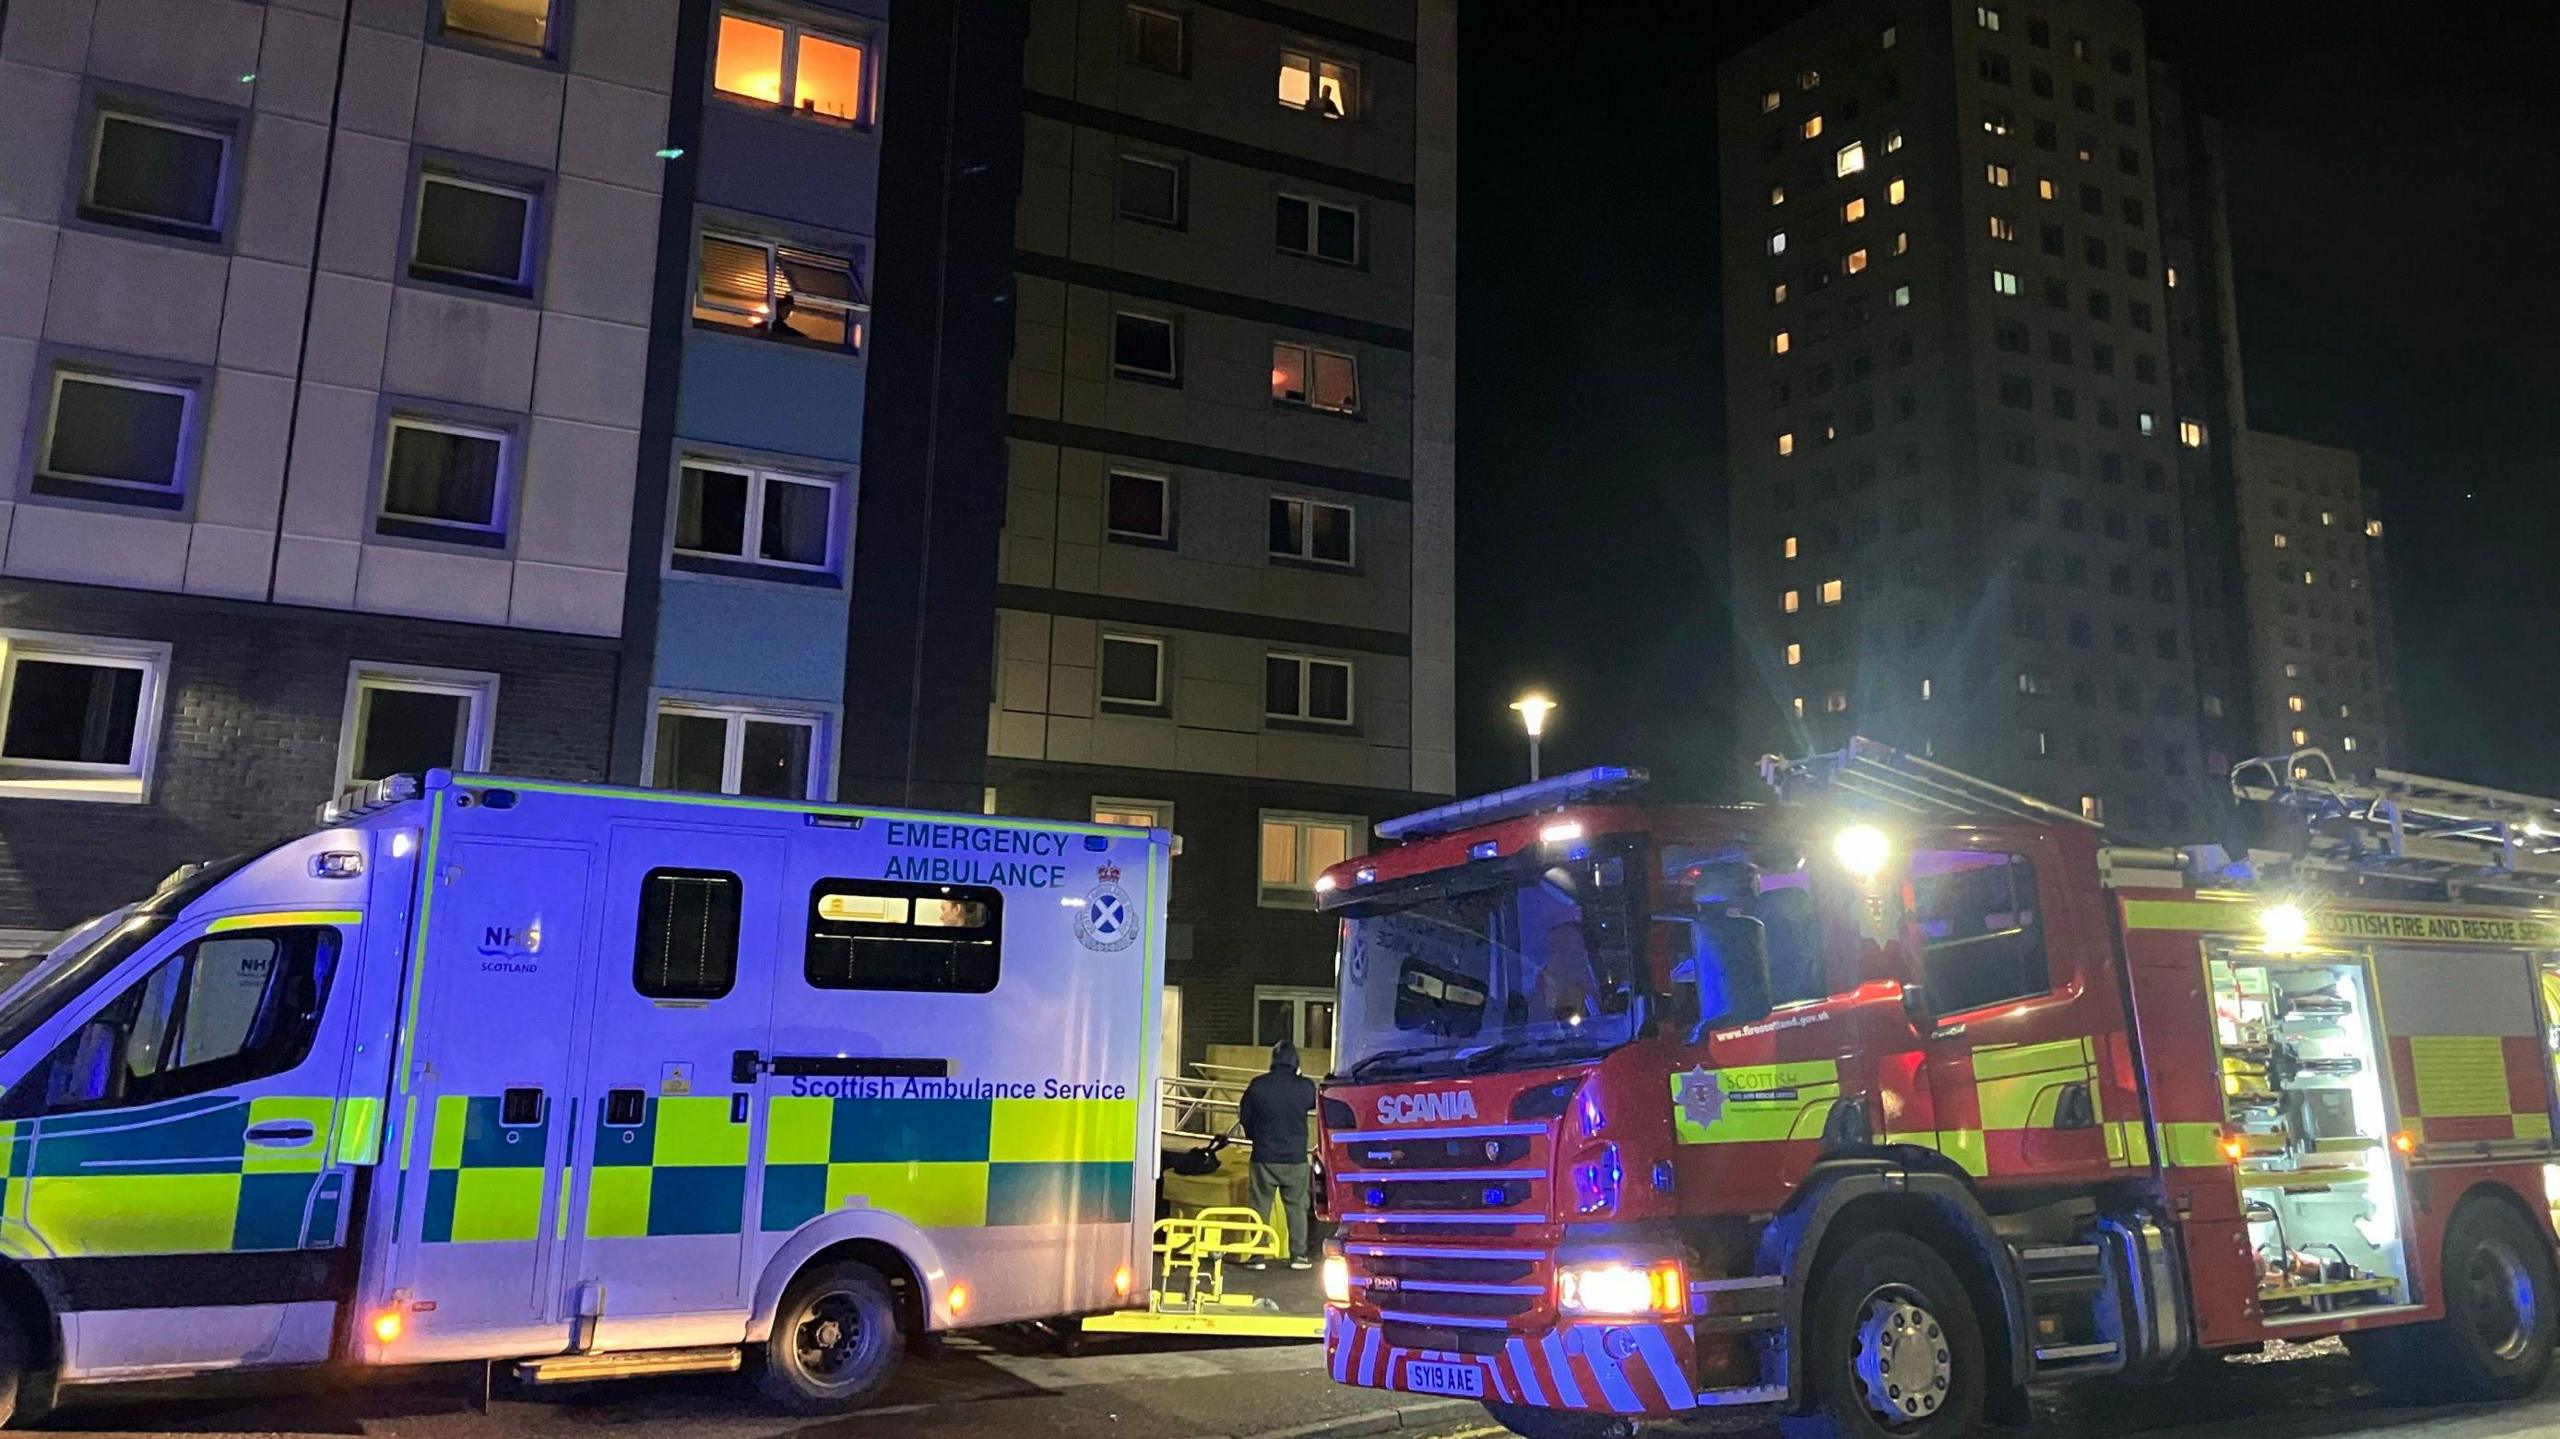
[714,10,869,123]
[694,231,868,352]
[2339,704,2353,719]
[439,0,554,54]
[1269,496,1356,565]
[380,415,511,541]
[1920,677,1934,700]
[1887,178,1907,205]
[2080,795,2104,822]
[1885,130,1904,153]
[1773,281,1789,304]
[2303,569,2317,586]
[1883,26,1898,48]
[1792,696,1807,718]
[339,663,497,789]
[1844,248,1869,274]
[410,172,536,294]
[653,699,827,799]
[2366,519,2384,538]
[0,629,170,803]
[2290,728,2308,747]
[1819,577,1844,605]
[2287,694,2305,713]
[2285,663,2302,678]
[2203,695,2225,718]
[2165,266,2179,289]
[673,458,839,574]
[1271,341,1359,414]
[1265,653,1355,725]
[1093,797,1172,831]
[1892,231,1909,255]
[1278,52,1359,119]
[1786,643,1803,667]
[1989,215,2015,242]
[1275,193,1359,264]
[2038,177,2057,200]
[1769,230,1789,256]
[1783,535,1799,558]
[1892,285,1912,308]
[1836,141,1866,176]
[1783,589,1801,614]
[2273,533,2289,549]
[1776,432,1795,456]
[2137,411,2155,437]
[79,109,233,241]
[1799,69,1821,90]
[1977,5,2003,30]
[1803,114,1824,139]
[2319,510,2335,525]
[1843,196,1867,223]
[1771,183,1787,207]
[34,368,194,503]
[1773,331,1791,355]
[2179,419,2205,448]
[1762,89,1781,114]
[1824,691,1849,714]
[1986,163,2012,188]
[1099,633,1166,708]
[1991,269,2019,295]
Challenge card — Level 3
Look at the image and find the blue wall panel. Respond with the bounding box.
[676,335,869,461]
[653,575,851,702]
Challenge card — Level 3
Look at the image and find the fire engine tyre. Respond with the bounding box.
[1479,1402,1641,1439]
[1781,1231,1987,1439]
[755,1261,906,1414]
[2347,1199,2556,1405]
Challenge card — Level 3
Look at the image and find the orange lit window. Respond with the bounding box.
[1783,589,1801,614]
[1782,535,1798,558]
[1272,341,1358,414]
[1771,184,1786,207]
[714,11,868,124]
[1819,577,1844,605]
[1887,178,1906,205]
[1802,114,1824,140]
[1785,643,1803,666]
[2038,177,2057,200]
[441,0,554,54]
[1772,331,1791,355]
[1844,248,1868,274]
[1279,52,1359,119]
[1843,197,1867,223]
[694,230,869,352]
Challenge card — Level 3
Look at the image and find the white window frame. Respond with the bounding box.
[1277,51,1359,120]
[82,109,231,237]
[0,630,170,805]
[671,457,841,573]
[1112,311,1179,380]
[335,662,499,791]
[409,171,538,291]
[438,0,560,55]
[380,415,512,535]
[647,697,831,800]
[694,229,869,353]
[1271,340,1359,414]
[1254,984,1336,1051]
[1269,495,1357,566]
[1117,153,1183,226]
[1092,796,1174,830]
[1257,809,1363,909]
[1122,4,1185,72]
[1276,191,1360,264]
[1104,469,1172,544]
[1835,140,1866,176]
[1098,633,1166,708]
[1265,652,1354,726]
[712,8,872,125]
[36,369,194,493]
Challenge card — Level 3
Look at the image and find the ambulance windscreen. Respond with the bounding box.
[1332,845,1641,1081]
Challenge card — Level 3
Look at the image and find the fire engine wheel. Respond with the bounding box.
[2347,1199,2555,1404]
[1479,1402,1641,1439]
[1783,1231,1986,1439]
[755,1260,906,1414]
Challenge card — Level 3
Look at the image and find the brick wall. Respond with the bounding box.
[0,579,619,931]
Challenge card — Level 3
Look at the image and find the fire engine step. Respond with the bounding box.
[2032,1341,2121,1364]
[514,1346,743,1384]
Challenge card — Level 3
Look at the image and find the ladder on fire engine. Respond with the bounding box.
[2229,747,2560,900]
[1761,737,2101,829]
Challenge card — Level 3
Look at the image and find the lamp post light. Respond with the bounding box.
[1510,694,1556,782]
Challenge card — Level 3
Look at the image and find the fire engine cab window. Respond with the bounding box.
[0,926,340,1117]
[805,880,1001,993]
[635,868,741,1000]
[1912,850,2048,1012]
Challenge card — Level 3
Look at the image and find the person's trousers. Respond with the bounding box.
[1248,1159,1313,1261]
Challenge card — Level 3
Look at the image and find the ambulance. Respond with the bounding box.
[0,770,1167,1424]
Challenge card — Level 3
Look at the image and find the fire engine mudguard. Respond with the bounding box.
[1758,1160,2033,1420]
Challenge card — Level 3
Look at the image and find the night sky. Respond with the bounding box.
[1452,3,2560,802]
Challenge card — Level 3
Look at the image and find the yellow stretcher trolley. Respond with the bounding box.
[1081,1207,1326,1338]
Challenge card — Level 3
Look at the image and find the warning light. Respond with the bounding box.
[1320,1252,1351,1306]
[2218,1133,2247,1165]
[947,1282,971,1315]
[2258,903,2310,953]
[1112,1264,1135,1298]
[1832,824,1890,880]
[2393,1130,2418,1155]
[371,1309,403,1344]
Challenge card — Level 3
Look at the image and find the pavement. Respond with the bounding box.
[36,1328,2560,1439]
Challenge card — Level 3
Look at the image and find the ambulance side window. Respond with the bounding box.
[634,868,742,1000]
[804,880,1002,993]
[1911,851,2048,1013]
[0,927,340,1117]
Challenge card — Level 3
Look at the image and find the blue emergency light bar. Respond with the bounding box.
[1375,766,1650,841]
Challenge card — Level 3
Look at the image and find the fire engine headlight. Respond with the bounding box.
[1321,1250,1351,1306]
[1555,1259,1686,1319]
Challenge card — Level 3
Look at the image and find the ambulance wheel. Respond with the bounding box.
[756,1261,905,1414]
[1782,1231,1986,1439]
[1479,1403,1639,1438]
[2348,1198,2554,1404]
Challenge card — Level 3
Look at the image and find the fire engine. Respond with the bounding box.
[1312,739,2560,1439]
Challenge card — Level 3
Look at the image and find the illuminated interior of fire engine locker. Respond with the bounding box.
[2207,943,2411,1317]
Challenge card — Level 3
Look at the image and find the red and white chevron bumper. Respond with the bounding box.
[1324,1308,1701,1414]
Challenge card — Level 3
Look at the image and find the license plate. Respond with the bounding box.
[1404,1360,1485,1397]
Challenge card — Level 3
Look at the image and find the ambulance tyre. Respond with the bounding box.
[2348,1198,2555,1404]
[756,1260,906,1414]
[1781,1231,1986,1439]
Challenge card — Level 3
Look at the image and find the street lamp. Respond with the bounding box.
[1510,694,1556,782]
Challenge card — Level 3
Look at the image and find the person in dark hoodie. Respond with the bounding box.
[1238,1039,1320,1270]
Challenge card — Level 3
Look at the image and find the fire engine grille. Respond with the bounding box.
[1344,1134,1536,1169]
[1332,1116,1556,1332]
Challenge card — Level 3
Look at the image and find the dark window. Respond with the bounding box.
[411,174,535,293]
[1106,470,1171,542]
[805,880,1001,994]
[1267,653,1353,723]
[2114,95,2137,125]
[2029,66,2054,98]
[2073,81,2096,112]
[2129,300,2154,332]
[2043,277,2068,310]
[1276,194,1359,264]
[2121,196,2146,227]
[37,371,190,497]
[2050,386,2076,419]
[1116,154,1182,226]
[2,927,341,1116]
[348,683,469,782]
[2117,146,2141,177]
[1112,312,1177,379]
[2080,183,2104,216]
[1122,4,1184,73]
[0,658,144,768]
[1099,634,1164,707]
[383,418,505,534]
[674,461,835,570]
[635,869,742,1000]
[1978,51,2011,84]
[82,110,229,240]
[2090,342,2114,375]
[1998,374,2032,408]
[1995,320,2030,354]
[1269,496,1354,564]
[2033,118,2057,151]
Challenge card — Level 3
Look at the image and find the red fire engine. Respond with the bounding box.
[1313,740,2560,1439]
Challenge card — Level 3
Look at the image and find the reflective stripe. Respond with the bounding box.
[759,1094,1136,1234]
[2161,1121,2226,1168]
[2109,1120,2153,1168]
[1882,1126,1989,1176]
[2119,899,2252,933]
[209,910,362,933]
[1670,1060,1841,1145]
[2407,1035,2510,1117]
[1973,1038,2096,1132]
[336,1095,385,1165]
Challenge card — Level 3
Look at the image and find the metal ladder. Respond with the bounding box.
[2228,746,2560,899]
[1760,736,2099,829]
